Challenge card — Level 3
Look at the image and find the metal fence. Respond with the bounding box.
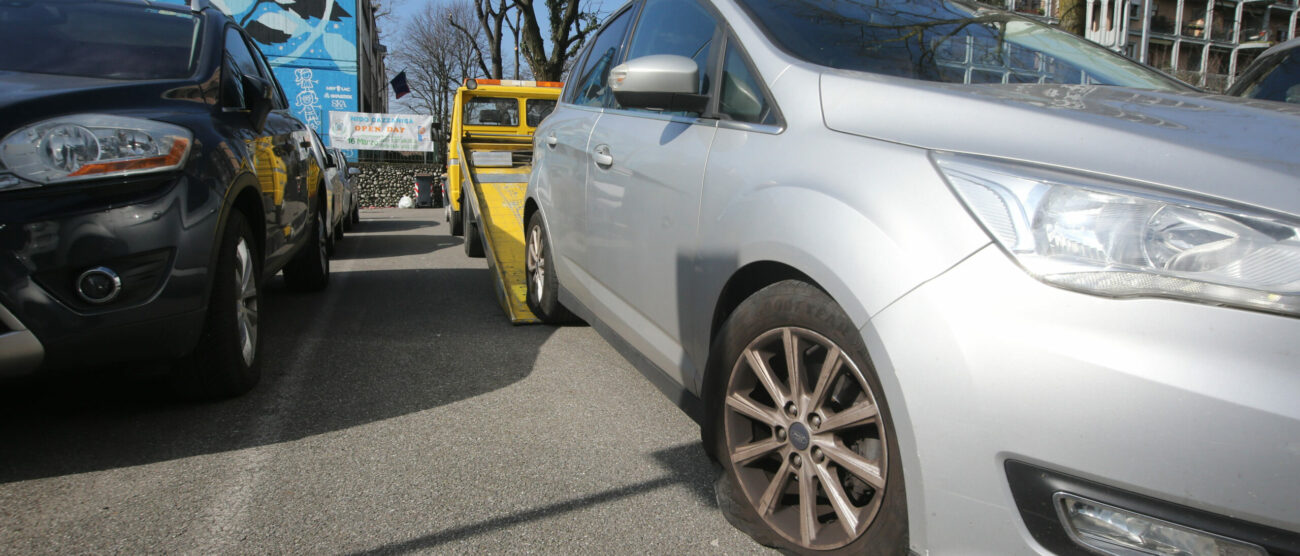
[355,150,442,165]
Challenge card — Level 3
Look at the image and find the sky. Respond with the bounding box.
[378,0,565,114]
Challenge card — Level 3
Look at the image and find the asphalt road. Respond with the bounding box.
[0,208,770,555]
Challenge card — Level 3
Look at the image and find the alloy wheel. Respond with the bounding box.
[526,224,545,303]
[724,326,888,550]
[233,236,258,366]
[316,214,328,268]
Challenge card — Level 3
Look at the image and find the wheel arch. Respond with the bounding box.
[698,254,930,549]
[208,174,266,290]
[523,197,539,231]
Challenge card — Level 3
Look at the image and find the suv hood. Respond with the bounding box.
[820,71,1300,217]
[0,71,210,132]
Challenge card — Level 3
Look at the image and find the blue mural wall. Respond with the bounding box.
[167,0,360,159]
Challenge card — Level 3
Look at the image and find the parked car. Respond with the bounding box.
[1228,37,1300,103]
[526,0,1300,553]
[330,147,361,228]
[308,129,347,252]
[0,0,330,397]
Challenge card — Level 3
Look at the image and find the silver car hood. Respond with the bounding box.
[820,71,1300,216]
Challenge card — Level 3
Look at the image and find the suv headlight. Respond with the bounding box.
[934,153,1300,317]
[1,114,192,184]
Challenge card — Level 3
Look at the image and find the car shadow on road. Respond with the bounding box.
[0,261,554,484]
[331,234,462,260]
[350,215,440,233]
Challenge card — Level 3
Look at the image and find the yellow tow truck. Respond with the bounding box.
[444,78,561,323]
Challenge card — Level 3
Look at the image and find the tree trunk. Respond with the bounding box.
[1058,0,1087,37]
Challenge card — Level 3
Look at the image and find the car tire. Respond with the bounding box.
[351,204,360,225]
[334,218,345,245]
[706,280,907,554]
[463,196,484,258]
[284,204,330,291]
[172,211,262,399]
[524,211,578,324]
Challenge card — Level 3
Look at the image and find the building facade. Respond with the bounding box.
[169,0,388,159]
[1085,0,1298,90]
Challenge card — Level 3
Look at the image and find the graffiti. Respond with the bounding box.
[162,0,360,159]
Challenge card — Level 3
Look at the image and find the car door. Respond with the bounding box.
[534,5,639,293]
[581,0,721,386]
[222,26,308,263]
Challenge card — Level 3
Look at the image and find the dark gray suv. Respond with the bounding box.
[0,0,330,397]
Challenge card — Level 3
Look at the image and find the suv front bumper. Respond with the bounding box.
[0,177,217,375]
[866,245,1300,554]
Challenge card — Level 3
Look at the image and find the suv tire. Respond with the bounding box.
[525,212,578,324]
[707,280,907,554]
[173,211,261,399]
[284,203,330,291]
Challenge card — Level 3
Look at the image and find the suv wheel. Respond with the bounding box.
[709,280,906,553]
[173,211,261,399]
[284,204,330,291]
[525,212,577,324]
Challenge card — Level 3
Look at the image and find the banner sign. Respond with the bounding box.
[330,112,438,152]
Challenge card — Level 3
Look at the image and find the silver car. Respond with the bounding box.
[525,0,1300,553]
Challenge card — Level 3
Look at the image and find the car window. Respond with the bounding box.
[624,0,718,97]
[0,3,201,80]
[246,34,289,109]
[735,0,1187,90]
[223,27,262,110]
[719,41,777,125]
[1234,50,1300,103]
[569,6,637,108]
[526,99,557,126]
[224,27,262,82]
[465,97,520,126]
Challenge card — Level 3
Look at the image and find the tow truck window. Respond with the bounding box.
[526,99,557,127]
[465,97,520,126]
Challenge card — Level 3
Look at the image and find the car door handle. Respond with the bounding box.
[545,134,558,148]
[592,144,613,167]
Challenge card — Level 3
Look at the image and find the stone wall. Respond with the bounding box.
[353,163,442,207]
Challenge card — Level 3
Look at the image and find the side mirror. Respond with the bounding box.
[609,55,708,114]
[242,74,274,132]
[348,167,360,176]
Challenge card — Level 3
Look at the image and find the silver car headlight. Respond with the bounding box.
[1,114,192,185]
[934,153,1300,317]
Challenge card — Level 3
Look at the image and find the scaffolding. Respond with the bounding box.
[1083,0,1300,90]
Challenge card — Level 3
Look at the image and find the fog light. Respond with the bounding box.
[1055,493,1266,556]
[76,266,121,304]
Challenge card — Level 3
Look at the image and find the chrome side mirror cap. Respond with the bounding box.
[609,55,708,113]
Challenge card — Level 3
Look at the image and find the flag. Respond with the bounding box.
[390,71,410,99]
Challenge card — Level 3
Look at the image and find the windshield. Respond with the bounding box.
[464,97,521,126]
[0,2,201,80]
[1231,48,1300,103]
[736,0,1186,90]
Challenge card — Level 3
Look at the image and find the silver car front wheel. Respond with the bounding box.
[711,280,906,553]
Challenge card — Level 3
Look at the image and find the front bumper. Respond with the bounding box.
[0,176,218,375]
[865,245,1300,555]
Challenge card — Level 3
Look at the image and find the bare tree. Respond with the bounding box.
[514,0,602,81]
[389,0,485,163]
[1058,0,1086,36]
[448,0,513,79]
